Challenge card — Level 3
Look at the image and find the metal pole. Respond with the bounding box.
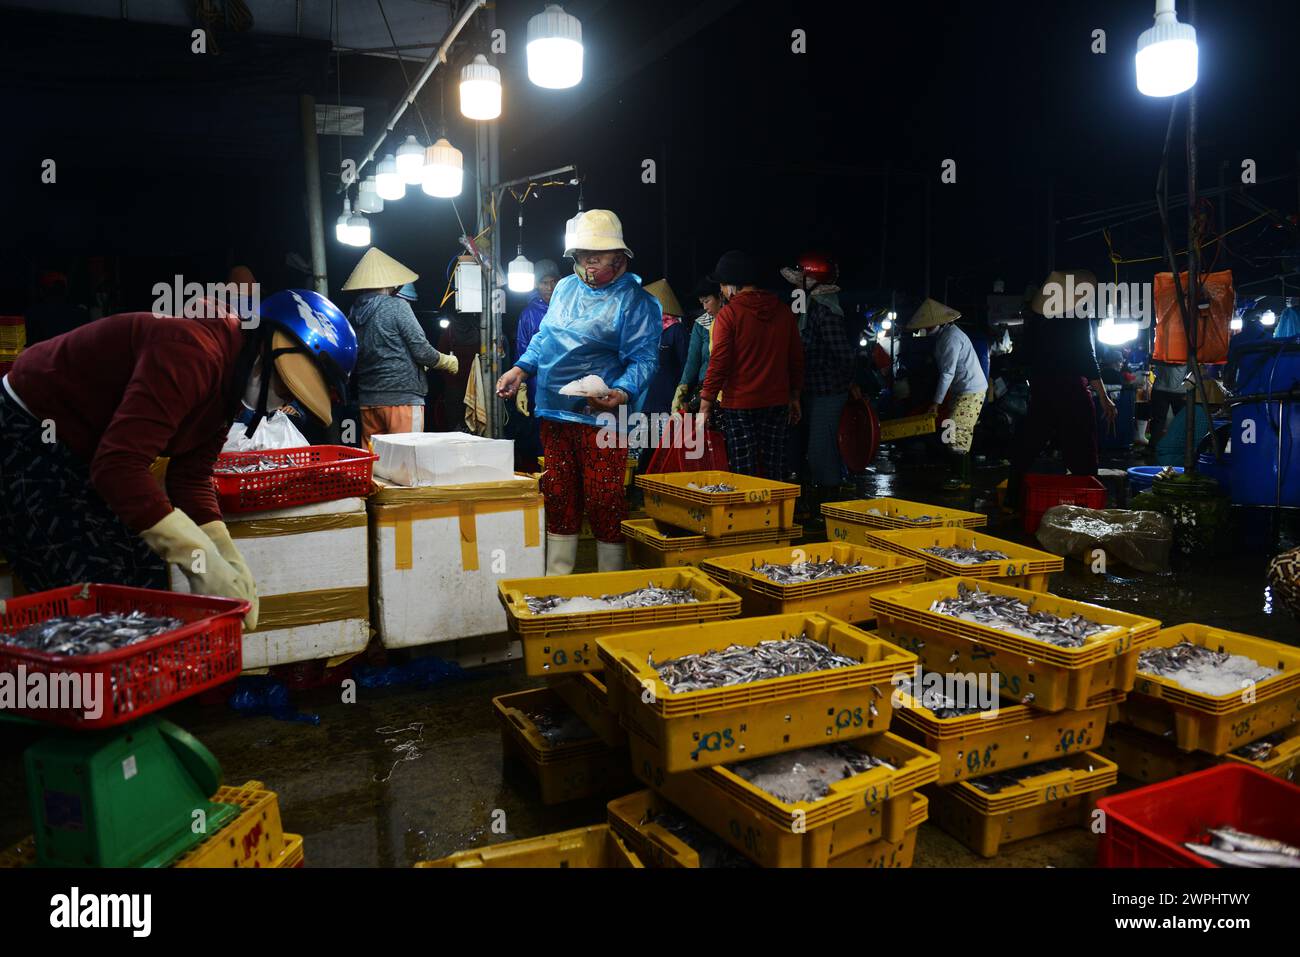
[338,0,487,192]
[1184,78,1198,473]
[299,94,329,294]
[488,119,502,437]
[477,123,491,436]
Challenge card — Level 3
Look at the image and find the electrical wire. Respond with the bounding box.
[377,0,432,141]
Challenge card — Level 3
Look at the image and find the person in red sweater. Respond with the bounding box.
[698,250,805,479]
[0,288,356,628]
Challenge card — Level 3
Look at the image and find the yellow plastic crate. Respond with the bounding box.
[878,412,936,443]
[598,613,917,772]
[923,751,1117,857]
[893,682,1122,783]
[627,726,938,867]
[1096,722,1215,783]
[863,527,1064,592]
[1119,623,1300,754]
[700,542,926,622]
[606,789,755,868]
[823,497,987,533]
[500,566,742,676]
[870,577,1161,712]
[636,470,800,535]
[0,318,24,353]
[621,518,802,569]
[173,781,287,868]
[1221,723,1300,781]
[827,792,928,868]
[548,670,626,748]
[493,686,635,805]
[416,824,644,868]
[275,834,304,867]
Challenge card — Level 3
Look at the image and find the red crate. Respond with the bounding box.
[1022,474,1106,534]
[1096,764,1300,868]
[0,584,247,729]
[212,445,377,514]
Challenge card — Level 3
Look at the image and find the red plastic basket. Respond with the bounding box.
[0,584,247,729]
[1096,764,1300,868]
[1022,473,1106,534]
[212,445,377,514]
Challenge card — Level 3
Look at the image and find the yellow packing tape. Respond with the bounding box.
[248,586,369,633]
[228,512,368,538]
[367,476,539,507]
[371,495,543,571]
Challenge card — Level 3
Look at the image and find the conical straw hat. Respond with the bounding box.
[644,279,684,317]
[907,298,961,330]
[341,247,419,292]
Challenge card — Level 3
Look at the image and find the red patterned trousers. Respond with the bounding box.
[540,419,628,542]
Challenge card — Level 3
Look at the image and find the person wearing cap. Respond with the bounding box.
[1007,269,1118,508]
[698,250,805,480]
[642,279,690,424]
[495,210,660,575]
[0,288,358,629]
[909,298,988,491]
[783,252,852,516]
[673,279,722,412]
[343,247,459,441]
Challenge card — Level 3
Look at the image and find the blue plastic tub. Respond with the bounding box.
[1230,339,1300,506]
[1127,465,1181,495]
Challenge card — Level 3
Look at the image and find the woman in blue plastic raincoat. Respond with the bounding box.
[496,210,661,575]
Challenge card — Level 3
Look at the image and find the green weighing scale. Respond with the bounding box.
[6,712,239,868]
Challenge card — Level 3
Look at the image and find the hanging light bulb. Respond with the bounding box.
[335,197,354,245]
[1136,0,1198,97]
[858,335,868,348]
[527,4,583,89]
[347,209,371,248]
[439,317,451,329]
[421,137,464,198]
[508,253,535,292]
[376,154,404,201]
[881,317,893,332]
[395,135,426,185]
[460,54,502,120]
[1261,309,1277,327]
[1230,315,1244,332]
[357,176,384,213]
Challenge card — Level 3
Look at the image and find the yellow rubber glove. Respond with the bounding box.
[434,352,459,375]
[140,510,257,629]
[671,383,689,413]
[200,520,260,631]
[516,387,530,416]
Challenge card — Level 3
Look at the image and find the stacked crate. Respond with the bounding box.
[624,470,802,568]
[0,316,23,377]
[1102,624,1300,784]
[495,566,743,803]
[868,576,1159,857]
[595,611,940,867]
[821,497,987,546]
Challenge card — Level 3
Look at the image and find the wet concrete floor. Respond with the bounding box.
[1,450,1295,867]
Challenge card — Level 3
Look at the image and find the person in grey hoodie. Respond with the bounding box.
[340,248,458,441]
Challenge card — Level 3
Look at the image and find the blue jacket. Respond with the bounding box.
[516,293,549,405]
[515,273,661,427]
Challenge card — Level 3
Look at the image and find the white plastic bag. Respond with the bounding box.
[222,412,310,453]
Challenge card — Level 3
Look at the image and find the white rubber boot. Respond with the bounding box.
[546,533,579,576]
[596,540,627,572]
[1133,420,1149,447]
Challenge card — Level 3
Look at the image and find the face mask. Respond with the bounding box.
[574,256,623,287]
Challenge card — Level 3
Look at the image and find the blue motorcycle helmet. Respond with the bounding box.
[254,289,357,426]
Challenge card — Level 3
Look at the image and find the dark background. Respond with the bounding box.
[1,0,1297,322]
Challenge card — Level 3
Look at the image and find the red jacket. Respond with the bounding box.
[8,313,243,531]
[700,290,804,408]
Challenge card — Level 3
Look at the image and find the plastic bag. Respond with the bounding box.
[222,411,309,453]
[643,413,729,473]
[1035,504,1174,573]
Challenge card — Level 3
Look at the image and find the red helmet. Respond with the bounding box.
[795,252,837,285]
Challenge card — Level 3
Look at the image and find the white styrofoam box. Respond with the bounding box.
[372,498,545,648]
[171,497,369,670]
[371,432,514,487]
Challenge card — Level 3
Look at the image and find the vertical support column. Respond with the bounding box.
[300,94,329,295]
